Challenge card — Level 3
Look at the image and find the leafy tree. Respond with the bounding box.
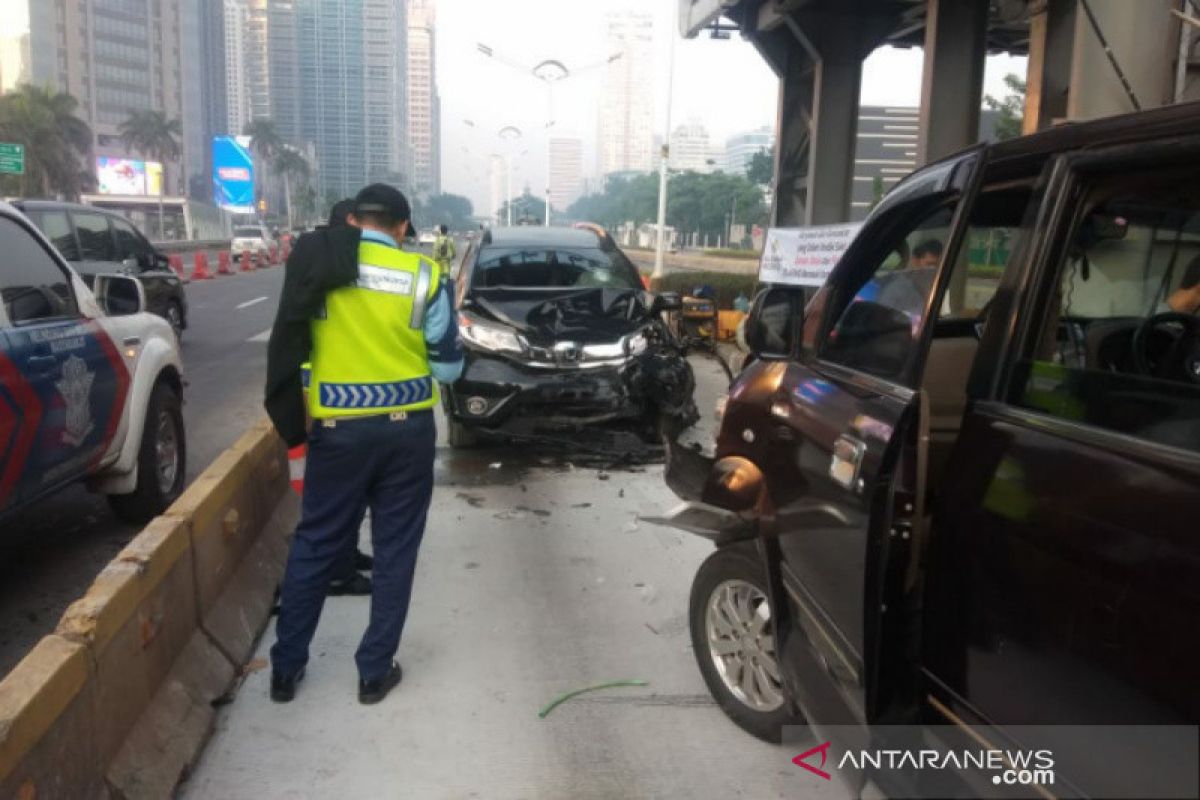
[497,191,548,226]
[870,175,885,210]
[273,146,310,229]
[244,118,284,213]
[119,108,182,238]
[984,73,1026,141]
[746,147,774,186]
[424,193,474,231]
[0,84,94,199]
[293,183,318,227]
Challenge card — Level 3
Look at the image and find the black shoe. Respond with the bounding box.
[354,550,374,571]
[358,662,402,705]
[270,667,305,703]
[328,571,372,596]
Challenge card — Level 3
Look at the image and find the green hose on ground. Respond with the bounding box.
[538,679,650,718]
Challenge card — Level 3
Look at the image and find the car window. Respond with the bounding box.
[473,246,642,289]
[820,205,953,379]
[748,287,797,356]
[937,186,1033,323]
[112,217,154,262]
[235,227,264,238]
[0,216,78,324]
[74,212,116,261]
[1010,167,1200,453]
[25,210,81,261]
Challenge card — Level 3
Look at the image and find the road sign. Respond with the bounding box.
[0,143,25,175]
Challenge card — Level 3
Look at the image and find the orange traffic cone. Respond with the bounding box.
[192,251,212,280]
[217,250,233,275]
[288,444,306,495]
[269,244,279,265]
[240,248,254,272]
[168,253,184,277]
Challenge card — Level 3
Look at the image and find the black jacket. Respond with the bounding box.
[264,225,362,446]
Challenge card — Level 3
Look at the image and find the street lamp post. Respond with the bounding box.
[498,126,522,225]
[652,29,677,285]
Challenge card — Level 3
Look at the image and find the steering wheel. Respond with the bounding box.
[1131,312,1200,384]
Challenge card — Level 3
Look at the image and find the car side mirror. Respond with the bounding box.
[120,257,139,273]
[653,291,683,313]
[94,274,146,316]
[744,286,803,360]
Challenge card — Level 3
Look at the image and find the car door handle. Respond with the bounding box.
[829,434,866,491]
[26,355,58,373]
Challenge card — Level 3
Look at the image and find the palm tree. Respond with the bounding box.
[0,84,93,198]
[119,109,182,238]
[274,147,310,230]
[243,118,283,215]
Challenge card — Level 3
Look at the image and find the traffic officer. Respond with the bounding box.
[269,183,463,705]
[433,223,456,274]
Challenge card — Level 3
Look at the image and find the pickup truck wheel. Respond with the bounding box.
[108,382,186,524]
[447,417,478,448]
[689,545,801,743]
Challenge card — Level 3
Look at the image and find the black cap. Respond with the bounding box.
[354,183,411,223]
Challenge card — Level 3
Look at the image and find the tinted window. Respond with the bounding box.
[821,206,952,379]
[74,212,116,261]
[748,287,797,356]
[0,216,77,324]
[938,187,1032,323]
[235,227,264,238]
[26,210,81,261]
[473,246,642,289]
[112,217,154,262]
[1011,167,1200,453]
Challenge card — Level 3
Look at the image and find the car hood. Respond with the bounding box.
[465,287,654,344]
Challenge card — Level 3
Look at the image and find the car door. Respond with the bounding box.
[0,214,125,512]
[922,144,1200,797]
[112,215,173,318]
[762,151,983,730]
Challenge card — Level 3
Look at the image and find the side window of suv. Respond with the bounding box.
[26,210,81,261]
[74,212,116,262]
[1010,167,1200,453]
[112,217,154,265]
[0,216,78,324]
[820,205,953,380]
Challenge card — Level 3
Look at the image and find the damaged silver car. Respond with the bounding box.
[444,226,698,448]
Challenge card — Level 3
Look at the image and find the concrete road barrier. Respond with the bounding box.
[0,418,299,799]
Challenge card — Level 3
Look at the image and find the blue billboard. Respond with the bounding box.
[212,136,255,214]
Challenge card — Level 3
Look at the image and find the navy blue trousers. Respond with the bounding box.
[270,410,435,682]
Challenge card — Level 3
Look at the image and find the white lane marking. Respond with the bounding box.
[237,296,269,310]
[248,328,271,342]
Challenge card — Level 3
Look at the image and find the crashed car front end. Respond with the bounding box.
[447,288,698,439]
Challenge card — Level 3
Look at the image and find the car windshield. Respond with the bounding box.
[234,227,262,238]
[473,246,642,289]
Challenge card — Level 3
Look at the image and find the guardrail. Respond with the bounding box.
[0,419,298,798]
[150,239,233,254]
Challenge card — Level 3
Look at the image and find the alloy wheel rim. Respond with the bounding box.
[155,410,179,495]
[706,578,784,712]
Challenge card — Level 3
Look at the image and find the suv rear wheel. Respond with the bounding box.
[689,544,803,742]
[108,381,186,524]
[446,416,478,448]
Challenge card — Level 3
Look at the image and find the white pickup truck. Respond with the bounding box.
[0,201,186,526]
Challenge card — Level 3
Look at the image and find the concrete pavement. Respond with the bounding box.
[180,358,846,800]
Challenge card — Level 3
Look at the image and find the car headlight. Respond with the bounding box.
[458,313,524,354]
[625,330,648,356]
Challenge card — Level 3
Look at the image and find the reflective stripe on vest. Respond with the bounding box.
[308,240,441,419]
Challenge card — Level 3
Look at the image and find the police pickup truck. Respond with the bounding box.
[1,201,185,527]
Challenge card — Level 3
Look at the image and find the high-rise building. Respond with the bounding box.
[597,8,655,177]
[293,0,409,199]
[408,0,439,197]
[224,0,251,136]
[548,137,583,212]
[0,0,193,194]
[670,119,720,174]
[722,126,774,176]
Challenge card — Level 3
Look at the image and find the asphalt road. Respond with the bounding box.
[182,356,845,800]
[0,265,287,677]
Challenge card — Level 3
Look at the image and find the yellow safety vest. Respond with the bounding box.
[308,239,441,418]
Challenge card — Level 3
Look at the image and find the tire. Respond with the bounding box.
[689,544,803,743]
[446,416,478,449]
[108,382,187,524]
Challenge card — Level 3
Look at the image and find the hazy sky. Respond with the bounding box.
[436,0,1027,213]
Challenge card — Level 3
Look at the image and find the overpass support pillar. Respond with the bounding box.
[916,0,988,165]
[1066,0,1175,120]
[771,13,865,226]
[1023,0,1077,133]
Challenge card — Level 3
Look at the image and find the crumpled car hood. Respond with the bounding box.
[466,287,653,344]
